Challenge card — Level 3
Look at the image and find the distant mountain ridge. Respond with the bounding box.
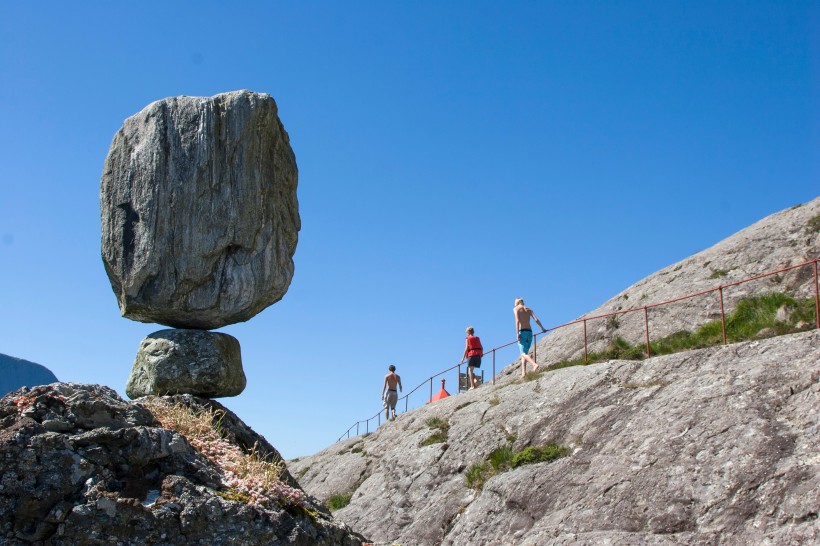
[0,353,59,397]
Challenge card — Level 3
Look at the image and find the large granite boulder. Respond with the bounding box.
[100,90,300,330]
[0,383,366,545]
[125,329,245,399]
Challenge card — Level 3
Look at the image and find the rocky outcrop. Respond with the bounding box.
[0,383,365,545]
[290,330,820,545]
[512,197,820,373]
[0,353,58,398]
[125,329,245,399]
[100,90,300,330]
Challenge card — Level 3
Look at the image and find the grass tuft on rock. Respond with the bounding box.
[547,292,816,372]
[466,443,570,489]
[143,400,307,510]
[511,444,570,467]
[420,417,450,446]
[327,493,352,511]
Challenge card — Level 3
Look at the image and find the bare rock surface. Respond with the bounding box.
[125,329,246,399]
[0,383,365,545]
[100,90,300,330]
[501,197,820,376]
[290,330,820,545]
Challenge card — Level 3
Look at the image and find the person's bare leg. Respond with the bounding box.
[468,367,475,390]
[521,354,539,376]
[385,408,390,422]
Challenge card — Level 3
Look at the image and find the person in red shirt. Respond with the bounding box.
[462,326,484,390]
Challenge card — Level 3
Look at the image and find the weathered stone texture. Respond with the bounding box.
[125,329,246,399]
[0,383,365,545]
[290,330,820,545]
[100,90,300,329]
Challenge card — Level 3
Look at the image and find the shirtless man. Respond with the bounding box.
[381,365,403,421]
[514,298,545,377]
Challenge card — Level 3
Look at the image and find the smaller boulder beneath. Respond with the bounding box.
[126,329,246,398]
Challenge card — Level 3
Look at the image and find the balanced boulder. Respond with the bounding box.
[100,90,300,330]
[125,329,246,398]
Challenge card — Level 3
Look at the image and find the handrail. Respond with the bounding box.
[337,258,820,442]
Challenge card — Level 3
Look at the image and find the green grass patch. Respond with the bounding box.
[544,293,817,373]
[327,493,352,511]
[420,417,450,446]
[465,462,492,489]
[511,444,571,467]
[465,443,570,489]
[522,368,546,381]
[807,213,820,235]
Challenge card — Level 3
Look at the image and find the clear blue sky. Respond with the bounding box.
[1,1,817,459]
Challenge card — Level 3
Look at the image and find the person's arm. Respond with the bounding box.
[530,309,546,332]
[463,338,470,361]
[382,376,388,398]
[397,375,403,392]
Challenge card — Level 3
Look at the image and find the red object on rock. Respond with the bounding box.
[430,379,450,403]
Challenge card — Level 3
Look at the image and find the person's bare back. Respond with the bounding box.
[384,372,401,391]
[515,304,534,331]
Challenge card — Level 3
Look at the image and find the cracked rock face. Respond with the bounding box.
[100,90,300,330]
[0,383,365,545]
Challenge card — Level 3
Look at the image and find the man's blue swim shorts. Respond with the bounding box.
[518,329,533,355]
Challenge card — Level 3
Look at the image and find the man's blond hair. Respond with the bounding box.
[466,326,474,335]
[515,298,524,306]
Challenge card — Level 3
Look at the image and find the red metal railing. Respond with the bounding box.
[337,258,820,442]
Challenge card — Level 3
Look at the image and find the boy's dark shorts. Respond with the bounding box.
[468,355,482,368]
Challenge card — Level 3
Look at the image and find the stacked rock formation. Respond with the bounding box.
[100,90,299,398]
[0,383,365,545]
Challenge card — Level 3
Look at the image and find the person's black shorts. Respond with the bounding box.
[468,355,482,368]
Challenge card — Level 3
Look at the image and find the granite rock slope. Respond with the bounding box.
[290,330,820,545]
[505,197,820,376]
[0,383,365,545]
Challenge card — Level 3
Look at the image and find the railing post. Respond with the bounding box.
[583,319,588,362]
[458,363,462,393]
[405,395,408,413]
[644,306,650,357]
[356,422,359,436]
[366,419,369,434]
[814,260,819,330]
[429,377,433,403]
[533,332,538,365]
[719,286,727,345]
[492,349,496,385]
